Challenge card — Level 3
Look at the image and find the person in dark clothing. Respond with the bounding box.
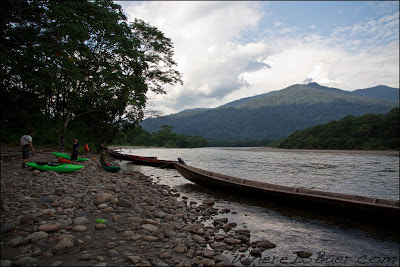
[71,138,79,164]
[20,130,34,168]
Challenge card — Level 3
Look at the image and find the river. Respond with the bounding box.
[116,147,399,266]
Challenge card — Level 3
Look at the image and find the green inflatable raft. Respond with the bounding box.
[26,162,84,172]
[102,165,120,173]
[52,152,89,162]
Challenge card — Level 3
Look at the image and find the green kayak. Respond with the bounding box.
[26,162,84,172]
[102,165,120,173]
[52,152,89,162]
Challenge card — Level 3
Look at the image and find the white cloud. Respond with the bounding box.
[118,1,399,116]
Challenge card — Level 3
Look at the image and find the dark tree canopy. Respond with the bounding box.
[0,0,182,146]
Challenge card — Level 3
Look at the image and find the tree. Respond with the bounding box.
[1,0,182,144]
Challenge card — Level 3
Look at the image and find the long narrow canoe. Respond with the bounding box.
[173,162,400,219]
[127,155,175,168]
[108,150,157,161]
[52,152,88,162]
[26,162,84,173]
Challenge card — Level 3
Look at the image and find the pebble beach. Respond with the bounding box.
[0,147,282,266]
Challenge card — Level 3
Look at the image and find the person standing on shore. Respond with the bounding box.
[20,130,34,168]
[71,138,79,164]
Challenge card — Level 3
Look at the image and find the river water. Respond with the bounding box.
[116,147,399,266]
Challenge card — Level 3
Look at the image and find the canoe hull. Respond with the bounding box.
[174,162,400,219]
[102,165,120,173]
[26,162,84,173]
[127,155,175,168]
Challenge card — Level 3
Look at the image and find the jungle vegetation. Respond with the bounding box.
[1,0,182,151]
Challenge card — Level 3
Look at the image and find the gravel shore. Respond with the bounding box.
[1,147,280,266]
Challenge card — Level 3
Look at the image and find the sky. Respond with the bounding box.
[117,1,399,116]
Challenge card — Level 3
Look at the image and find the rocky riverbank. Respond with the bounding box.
[0,148,281,266]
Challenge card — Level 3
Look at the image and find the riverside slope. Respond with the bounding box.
[1,147,281,266]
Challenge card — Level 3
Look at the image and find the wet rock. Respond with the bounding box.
[32,170,41,176]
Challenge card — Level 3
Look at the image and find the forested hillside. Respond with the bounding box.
[141,83,398,141]
[277,108,399,150]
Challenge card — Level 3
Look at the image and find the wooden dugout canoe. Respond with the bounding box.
[108,150,157,161]
[173,162,400,219]
[127,155,175,169]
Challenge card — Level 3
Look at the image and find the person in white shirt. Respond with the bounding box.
[20,130,34,168]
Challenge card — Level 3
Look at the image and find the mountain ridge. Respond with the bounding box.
[141,83,399,140]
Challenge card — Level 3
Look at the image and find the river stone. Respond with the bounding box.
[126,256,142,264]
[192,235,205,243]
[197,258,215,266]
[8,236,26,247]
[250,248,262,257]
[53,239,75,255]
[202,249,215,258]
[142,224,158,232]
[32,170,41,176]
[181,223,204,233]
[2,222,16,233]
[73,216,89,225]
[202,198,215,206]
[39,196,55,203]
[12,257,38,266]
[174,243,187,253]
[94,193,114,205]
[143,236,159,242]
[107,249,119,258]
[20,214,39,225]
[79,254,94,261]
[209,242,227,250]
[38,223,61,232]
[255,240,276,249]
[224,237,241,244]
[295,251,313,258]
[117,198,133,207]
[25,231,48,243]
[95,223,107,230]
[72,225,87,232]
